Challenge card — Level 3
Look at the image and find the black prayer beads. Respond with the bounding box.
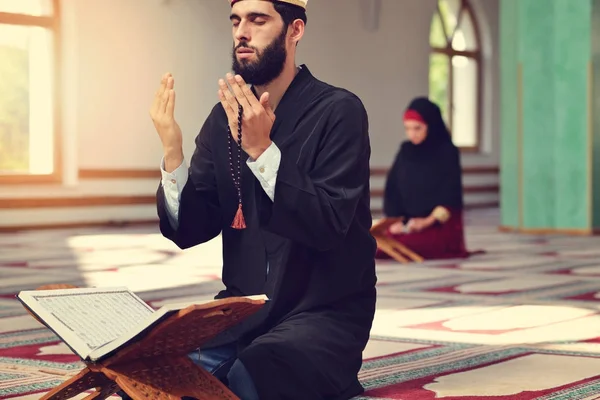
[228,104,246,229]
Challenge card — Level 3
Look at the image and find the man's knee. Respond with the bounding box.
[226,359,259,400]
[189,344,237,379]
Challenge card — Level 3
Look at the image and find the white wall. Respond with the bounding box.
[299,0,436,167]
[0,0,500,229]
[469,0,500,166]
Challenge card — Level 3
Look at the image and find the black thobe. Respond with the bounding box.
[156,65,377,400]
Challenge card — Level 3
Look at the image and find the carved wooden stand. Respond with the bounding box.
[370,218,424,263]
[32,296,266,400]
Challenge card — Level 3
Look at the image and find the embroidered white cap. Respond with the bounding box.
[230,0,308,10]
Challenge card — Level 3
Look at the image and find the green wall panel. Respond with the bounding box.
[499,0,519,228]
[499,0,594,231]
[553,0,590,229]
[519,0,556,229]
[592,0,600,228]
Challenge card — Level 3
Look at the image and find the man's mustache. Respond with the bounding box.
[234,43,259,52]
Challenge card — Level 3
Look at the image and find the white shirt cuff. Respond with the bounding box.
[246,142,281,202]
[160,158,188,228]
[161,158,188,192]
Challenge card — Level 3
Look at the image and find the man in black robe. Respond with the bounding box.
[145,0,377,398]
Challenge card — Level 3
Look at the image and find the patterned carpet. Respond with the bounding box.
[3,209,600,399]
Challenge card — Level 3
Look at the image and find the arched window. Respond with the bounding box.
[0,0,60,183]
[429,0,481,150]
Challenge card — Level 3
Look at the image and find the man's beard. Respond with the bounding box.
[231,28,287,86]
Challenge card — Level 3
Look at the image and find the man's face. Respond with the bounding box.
[230,1,288,86]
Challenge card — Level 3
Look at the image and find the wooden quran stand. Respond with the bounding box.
[370,218,424,263]
[27,285,266,400]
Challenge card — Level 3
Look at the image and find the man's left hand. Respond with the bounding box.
[218,73,276,160]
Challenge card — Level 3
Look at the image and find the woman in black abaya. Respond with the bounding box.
[375,97,473,260]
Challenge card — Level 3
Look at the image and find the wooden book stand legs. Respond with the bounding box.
[40,355,239,400]
[374,235,424,263]
[40,367,119,400]
[370,218,424,263]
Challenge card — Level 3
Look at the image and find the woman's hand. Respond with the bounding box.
[407,216,436,232]
[389,221,405,234]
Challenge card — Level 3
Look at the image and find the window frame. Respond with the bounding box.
[0,0,62,184]
[430,0,483,152]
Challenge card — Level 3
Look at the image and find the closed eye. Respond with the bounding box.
[230,11,271,26]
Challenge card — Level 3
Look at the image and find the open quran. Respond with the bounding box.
[17,285,268,399]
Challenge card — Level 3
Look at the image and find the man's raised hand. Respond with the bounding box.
[150,73,183,171]
[218,73,275,160]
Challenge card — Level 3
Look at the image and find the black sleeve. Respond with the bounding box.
[256,96,371,252]
[382,153,405,218]
[156,106,223,249]
[437,146,464,209]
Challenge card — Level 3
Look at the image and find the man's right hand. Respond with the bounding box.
[150,72,183,172]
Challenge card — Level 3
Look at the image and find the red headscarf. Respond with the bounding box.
[403,109,425,124]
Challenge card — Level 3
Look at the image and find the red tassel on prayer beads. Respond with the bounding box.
[231,203,246,229]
